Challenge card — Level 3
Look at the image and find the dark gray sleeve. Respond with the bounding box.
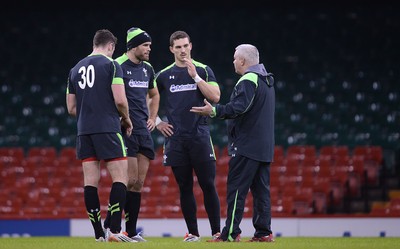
[215,79,257,119]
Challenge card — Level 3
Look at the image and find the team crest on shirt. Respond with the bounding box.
[143,68,148,77]
[129,79,149,88]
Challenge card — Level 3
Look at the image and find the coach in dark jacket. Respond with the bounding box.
[191,44,275,242]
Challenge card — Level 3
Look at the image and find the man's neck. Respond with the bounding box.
[126,51,140,64]
[92,48,109,57]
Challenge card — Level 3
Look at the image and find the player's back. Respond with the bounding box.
[69,54,122,135]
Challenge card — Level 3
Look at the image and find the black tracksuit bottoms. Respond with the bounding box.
[220,154,272,241]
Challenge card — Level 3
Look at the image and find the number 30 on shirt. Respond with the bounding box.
[78,65,95,89]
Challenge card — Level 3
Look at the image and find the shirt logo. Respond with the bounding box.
[129,79,149,88]
[127,71,132,75]
[169,75,175,79]
[143,68,148,77]
[170,83,197,92]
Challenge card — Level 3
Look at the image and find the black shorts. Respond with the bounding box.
[76,133,127,160]
[163,135,216,167]
[124,133,155,160]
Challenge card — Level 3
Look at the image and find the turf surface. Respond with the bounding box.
[1,237,400,249]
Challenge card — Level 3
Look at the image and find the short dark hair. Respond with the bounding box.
[93,29,117,47]
[169,30,190,46]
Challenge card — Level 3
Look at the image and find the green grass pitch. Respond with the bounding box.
[1,237,400,249]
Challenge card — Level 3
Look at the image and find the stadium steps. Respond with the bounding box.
[1,145,400,219]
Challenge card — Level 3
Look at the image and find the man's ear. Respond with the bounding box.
[108,42,115,53]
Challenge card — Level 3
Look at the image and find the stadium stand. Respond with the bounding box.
[1,6,399,219]
[0,145,398,218]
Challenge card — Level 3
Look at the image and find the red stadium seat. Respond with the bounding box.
[301,166,317,182]
[284,157,302,176]
[274,145,285,161]
[301,156,318,168]
[0,147,25,159]
[27,147,57,161]
[271,196,294,215]
[281,186,313,215]
[353,145,383,164]
[59,147,76,160]
[370,201,390,216]
[287,145,316,159]
[320,145,349,160]
[311,178,331,214]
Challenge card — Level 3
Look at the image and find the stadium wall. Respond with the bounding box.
[1,217,399,237]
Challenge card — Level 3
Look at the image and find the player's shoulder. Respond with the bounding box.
[91,54,118,69]
[71,55,93,71]
[143,61,155,70]
[155,62,175,78]
[192,59,208,69]
[91,53,114,62]
[115,53,129,65]
[236,72,259,88]
[72,54,116,72]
